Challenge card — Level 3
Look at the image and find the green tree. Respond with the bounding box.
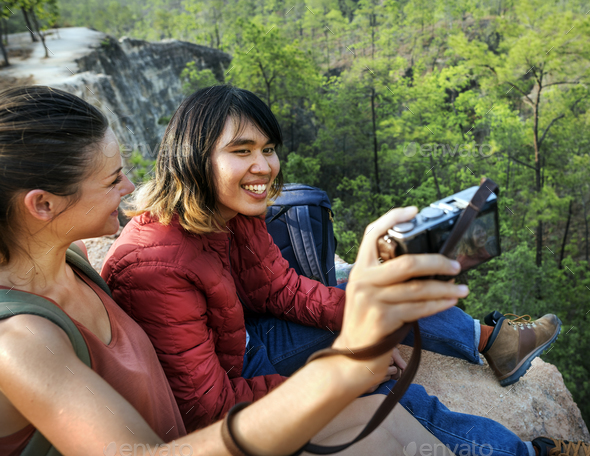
[228,19,322,160]
[15,0,59,57]
[0,1,12,65]
[449,2,590,266]
[180,64,219,96]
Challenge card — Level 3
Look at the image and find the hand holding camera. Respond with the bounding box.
[331,206,469,378]
[338,179,500,393]
[378,181,500,274]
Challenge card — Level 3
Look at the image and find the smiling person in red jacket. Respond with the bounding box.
[101,86,565,456]
[101,86,361,431]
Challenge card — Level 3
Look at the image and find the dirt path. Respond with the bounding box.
[0,27,105,88]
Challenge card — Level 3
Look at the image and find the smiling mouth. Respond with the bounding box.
[241,184,267,194]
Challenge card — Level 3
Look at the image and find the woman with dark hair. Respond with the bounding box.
[102,85,573,455]
[0,85,470,455]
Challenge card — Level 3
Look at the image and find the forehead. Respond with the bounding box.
[93,128,122,176]
[100,128,120,158]
[218,116,270,145]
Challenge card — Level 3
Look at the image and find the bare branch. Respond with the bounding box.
[483,64,497,75]
[507,154,536,170]
[570,97,584,112]
[505,82,534,105]
[539,114,565,150]
[544,80,583,87]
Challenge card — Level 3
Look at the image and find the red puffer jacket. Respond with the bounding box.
[101,212,345,431]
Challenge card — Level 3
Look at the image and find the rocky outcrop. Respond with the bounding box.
[397,345,590,442]
[71,35,230,151]
[0,27,231,155]
[335,255,589,442]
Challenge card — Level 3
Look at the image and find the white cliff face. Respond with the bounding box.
[1,28,107,85]
[1,27,231,156]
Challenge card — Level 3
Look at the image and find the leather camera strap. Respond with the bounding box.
[439,178,499,257]
[300,321,419,455]
[221,178,499,456]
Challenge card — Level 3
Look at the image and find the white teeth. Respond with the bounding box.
[242,184,266,194]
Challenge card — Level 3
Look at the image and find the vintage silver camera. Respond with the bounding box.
[378,186,500,272]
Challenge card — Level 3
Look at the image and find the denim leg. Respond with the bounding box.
[335,282,482,365]
[242,315,528,455]
[402,307,482,365]
[368,381,528,455]
[244,315,337,377]
[241,327,280,378]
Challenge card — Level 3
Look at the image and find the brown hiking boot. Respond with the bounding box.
[532,437,590,455]
[481,311,561,386]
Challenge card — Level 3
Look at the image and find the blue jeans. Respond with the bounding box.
[243,309,530,455]
[338,282,482,365]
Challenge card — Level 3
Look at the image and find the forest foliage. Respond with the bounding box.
[22,0,590,424]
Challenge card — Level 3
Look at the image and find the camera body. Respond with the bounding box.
[380,186,500,272]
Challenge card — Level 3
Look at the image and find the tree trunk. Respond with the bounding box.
[30,9,48,58]
[214,23,220,49]
[429,153,442,200]
[342,133,346,168]
[558,199,573,270]
[21,9,38,42]
[371,14,375,60]
[505,157,511,193]
[290,107,295,153]
[3,18,8,45]
[324,30,329,71]
[581,194,589,267]
[370,87,380,193]
[533,86,542,267]
[0,19,8,66]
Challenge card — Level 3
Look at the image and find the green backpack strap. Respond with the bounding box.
[20,432,61,456]
[0,292,91,456]
[0,242,108,456]
[65,244,112,298]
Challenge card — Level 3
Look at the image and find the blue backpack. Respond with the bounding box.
[265,184,337,287]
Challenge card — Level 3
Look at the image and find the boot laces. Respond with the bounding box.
[504,313,535,327]
[547,438,590,455]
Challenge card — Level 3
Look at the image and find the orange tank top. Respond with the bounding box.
[0,265,187,455]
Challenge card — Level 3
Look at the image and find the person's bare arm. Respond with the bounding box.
[0,207,467,456]
[0,314,166,455]
[0,314,373,456]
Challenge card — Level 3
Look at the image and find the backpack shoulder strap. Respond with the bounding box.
[284,206,328,286]
[0,291,92,367]
[66,244,112,298]
[20,432,61,456]
[0,244,99,456]
[0,292,91,456]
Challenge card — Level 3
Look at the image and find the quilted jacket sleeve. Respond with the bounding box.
[102,258,285,432]
[232,216,346,333]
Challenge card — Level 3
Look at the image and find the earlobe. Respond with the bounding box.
[22,190,58,222]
